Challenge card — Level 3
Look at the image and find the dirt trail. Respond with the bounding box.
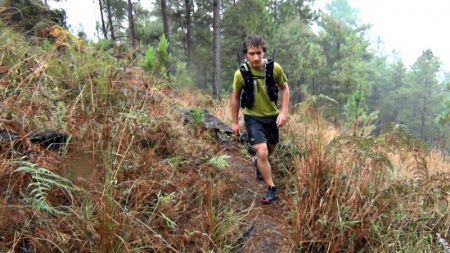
[222,141,293,253]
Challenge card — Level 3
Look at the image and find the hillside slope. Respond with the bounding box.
[2,22,450,252]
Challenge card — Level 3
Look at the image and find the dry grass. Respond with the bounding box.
[210,87,450,252]
[275,102,450,252]
[2,24,450,253]
[0,29,249,252]
[0,82,247,252]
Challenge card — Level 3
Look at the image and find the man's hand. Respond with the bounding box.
[277,82,290,127]
[276,112,288,127]
[232,122,240,136]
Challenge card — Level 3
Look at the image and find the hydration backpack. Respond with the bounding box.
[239,58,279,108]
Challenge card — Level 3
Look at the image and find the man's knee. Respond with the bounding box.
[254,143,269,157]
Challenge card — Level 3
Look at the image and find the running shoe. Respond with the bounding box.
[261,186,277,204]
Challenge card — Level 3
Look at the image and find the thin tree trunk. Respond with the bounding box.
[105,0,115,43]
[184,0,191,68]
[161,0,170,43]
[98,0,108,39]
[420,96,426,139]
[420,77,429,139]
[160,0,172,76]
[127,0,135,48]
[212,0,221,98]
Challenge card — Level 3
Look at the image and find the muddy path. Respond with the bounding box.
[221,140,294,253]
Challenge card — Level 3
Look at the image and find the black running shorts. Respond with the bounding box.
[244,114,279,146]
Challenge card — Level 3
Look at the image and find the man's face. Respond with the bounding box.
[246,45,264,70]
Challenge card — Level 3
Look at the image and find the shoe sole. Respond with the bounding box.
[261,198,275,204]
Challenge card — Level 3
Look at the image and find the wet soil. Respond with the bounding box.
[222,140,293,252]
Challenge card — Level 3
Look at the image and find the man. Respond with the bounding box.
[231,35,290,204]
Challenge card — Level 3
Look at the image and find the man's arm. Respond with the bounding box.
[277,82,290,127]
[231,90,241,135]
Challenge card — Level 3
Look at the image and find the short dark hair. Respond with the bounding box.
[242,35,267,54]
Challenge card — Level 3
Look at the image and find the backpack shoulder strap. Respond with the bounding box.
[239,62,254,108]
[265,58,275,87]
[240,62,255,88]
[264,58,279,103]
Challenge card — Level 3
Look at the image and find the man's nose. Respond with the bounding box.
[252,54,261,60]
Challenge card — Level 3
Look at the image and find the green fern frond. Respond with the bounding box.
[209,155,230,170]
[23,196,55,214]
[14,161,75,214]
[316,94,339,106]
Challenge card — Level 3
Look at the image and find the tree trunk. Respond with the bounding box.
[161,0,170,44]
[105,0,115,43]
[160,0,172,75]
[420,76,429,139]
[212,0,221,98]
[98,0,108,39]
[127,0,135,48]
[184,0,192,68]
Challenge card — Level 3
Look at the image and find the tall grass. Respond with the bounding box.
[2,22,450,252]
[0,24,250,252]
[277,99,450,252]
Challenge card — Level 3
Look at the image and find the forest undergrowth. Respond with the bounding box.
[1,22,450,253]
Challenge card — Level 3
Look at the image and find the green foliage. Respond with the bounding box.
[208,154,230,170]
[42,39,52,48]
[169,156,182,169]
[142,34,172,78]
[169,61,193,88]
[143,46,156,69]
[0,19,123,120]
[344,83,366,119]
[190,108,204,125]
[370,56,407,124]
[399,49,443,139]
[96,38,114,51]
[343,82,378,136]
[204,181,247,250]
[326,0,360,26]
[1,2,450,252]
[133,4,161,45]
[436,73,450,125]
[14,161,76,214]
[316,0,372,122]
[0,14,252,253]
[220,0,272,86]
[0,0,67,33]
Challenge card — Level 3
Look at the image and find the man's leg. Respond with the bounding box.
[268,143,277,156]
[254,142,278,203]
[254,142,274,186]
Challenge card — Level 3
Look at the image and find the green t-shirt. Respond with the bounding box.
[232,60,288,117]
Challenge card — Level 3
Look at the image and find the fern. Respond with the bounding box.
[209,154,230,170]
[410,154,429,183]
[14,161,75,214]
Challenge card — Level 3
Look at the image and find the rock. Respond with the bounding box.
[173,107,233,138]
[203,110,233,135]
[29,129,69,151]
